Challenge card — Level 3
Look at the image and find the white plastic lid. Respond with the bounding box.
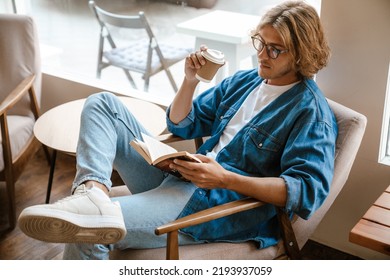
[201,49,225,64]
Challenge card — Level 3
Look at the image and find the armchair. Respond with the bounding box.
[110,99,367,259]
[0,14,43,230]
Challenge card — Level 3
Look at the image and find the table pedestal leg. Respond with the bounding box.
[45,149,57,204]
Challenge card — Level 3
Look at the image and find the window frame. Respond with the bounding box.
[378,62,390,165]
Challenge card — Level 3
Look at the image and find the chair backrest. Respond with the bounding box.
[89,1,155,45]
[292,99,367,248]
[0,14,41,117]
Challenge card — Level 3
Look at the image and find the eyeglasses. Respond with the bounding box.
[251,36,289,59]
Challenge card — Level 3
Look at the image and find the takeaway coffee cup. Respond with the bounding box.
[195,49,225,83]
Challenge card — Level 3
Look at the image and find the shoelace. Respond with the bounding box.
[53,185,88,205]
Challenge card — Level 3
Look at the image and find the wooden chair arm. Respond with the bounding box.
[0,75,36,115]
[155,197,265,236]
[155,133,184,144]
[156,133,204,150]
[155,197,264,260]
[155,197,300,260]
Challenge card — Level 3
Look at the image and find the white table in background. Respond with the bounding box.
[176,10,260,82]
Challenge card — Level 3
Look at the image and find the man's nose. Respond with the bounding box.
[257,47,268,60]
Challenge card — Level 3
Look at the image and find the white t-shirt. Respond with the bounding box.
[207,80,299,159]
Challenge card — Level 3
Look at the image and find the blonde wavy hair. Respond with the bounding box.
[253,1,331,78]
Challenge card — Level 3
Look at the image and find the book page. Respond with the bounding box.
[129,139,153,164]
[141,133,178,162]
[155,151,201,165]
[133,139,151,157]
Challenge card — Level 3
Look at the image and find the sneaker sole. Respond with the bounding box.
[18,210,126,244]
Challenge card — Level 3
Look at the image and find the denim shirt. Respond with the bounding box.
[166,69,338,248]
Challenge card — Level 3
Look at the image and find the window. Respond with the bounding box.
[2,0,321,105]
[378,62,390,165]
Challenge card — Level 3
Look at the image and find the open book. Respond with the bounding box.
[130,133,201,179]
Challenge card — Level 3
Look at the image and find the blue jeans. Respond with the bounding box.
[63,92,202,260]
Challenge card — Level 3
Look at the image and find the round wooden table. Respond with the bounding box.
[34,96,167,203]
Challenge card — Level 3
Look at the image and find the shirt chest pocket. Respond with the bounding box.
[232,127,283,175]
[248,127,282,154]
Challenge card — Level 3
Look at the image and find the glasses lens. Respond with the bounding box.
[268,46,279,59]
[252,37,285,59]
[252,37,264,52]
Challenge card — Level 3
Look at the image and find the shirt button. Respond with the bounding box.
[258,143,263,148]
[220,116,223,120]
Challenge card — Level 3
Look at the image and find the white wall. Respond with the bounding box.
[314,0,390,259]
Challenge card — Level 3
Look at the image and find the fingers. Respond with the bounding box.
[171,157,200,170]
[186,46,207,69]
[187,52,205,69]
[194,154,210,162]
[200,44,208,51]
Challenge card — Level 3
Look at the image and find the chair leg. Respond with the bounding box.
[96,59,104,79]
[45,149,57,204]
[166,230,179,260]
[96,68,102,79]
[123,70,138,89]
[276,208,301,260]
[143,75,150,92]
[6,180,16,230]
[164,68,178,92]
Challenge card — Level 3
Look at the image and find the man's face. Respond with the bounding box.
[255,25,298,86]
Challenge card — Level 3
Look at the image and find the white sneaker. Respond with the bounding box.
[18,185,126,244]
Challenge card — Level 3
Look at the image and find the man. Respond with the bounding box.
[18,1,337,259]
